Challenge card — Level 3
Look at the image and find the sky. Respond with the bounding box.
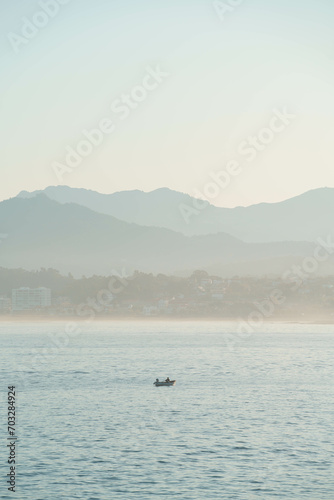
[0,0,334,207]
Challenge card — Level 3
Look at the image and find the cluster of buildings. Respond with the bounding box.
[1,275,334,319]
[0,287,51,313]
[108,275,334,318]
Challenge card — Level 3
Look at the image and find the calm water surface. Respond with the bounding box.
[0,321,333,499]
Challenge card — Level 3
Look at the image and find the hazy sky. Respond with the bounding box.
[1,0,334,206]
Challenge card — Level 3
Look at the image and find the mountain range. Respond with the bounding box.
[1,187,333,276]
[17,185,334,243]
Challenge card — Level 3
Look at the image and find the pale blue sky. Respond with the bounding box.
[1,0,334,206]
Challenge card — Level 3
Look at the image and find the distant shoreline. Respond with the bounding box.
[1,315,334,325]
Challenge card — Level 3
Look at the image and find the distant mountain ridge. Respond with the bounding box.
[17,185,334,243]
[0,194,322,277]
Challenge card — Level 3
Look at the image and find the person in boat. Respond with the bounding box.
[165,377,170,382]
[156,378,159,383]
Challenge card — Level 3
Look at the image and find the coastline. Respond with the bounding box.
[1,315,334,325]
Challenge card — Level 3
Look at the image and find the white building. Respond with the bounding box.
[12,287,51,311]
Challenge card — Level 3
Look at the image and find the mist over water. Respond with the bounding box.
[1,321,333,499]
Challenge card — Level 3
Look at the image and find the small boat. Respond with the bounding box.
[153,379,176,387]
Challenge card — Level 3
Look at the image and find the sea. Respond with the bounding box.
[0,321,333,499]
